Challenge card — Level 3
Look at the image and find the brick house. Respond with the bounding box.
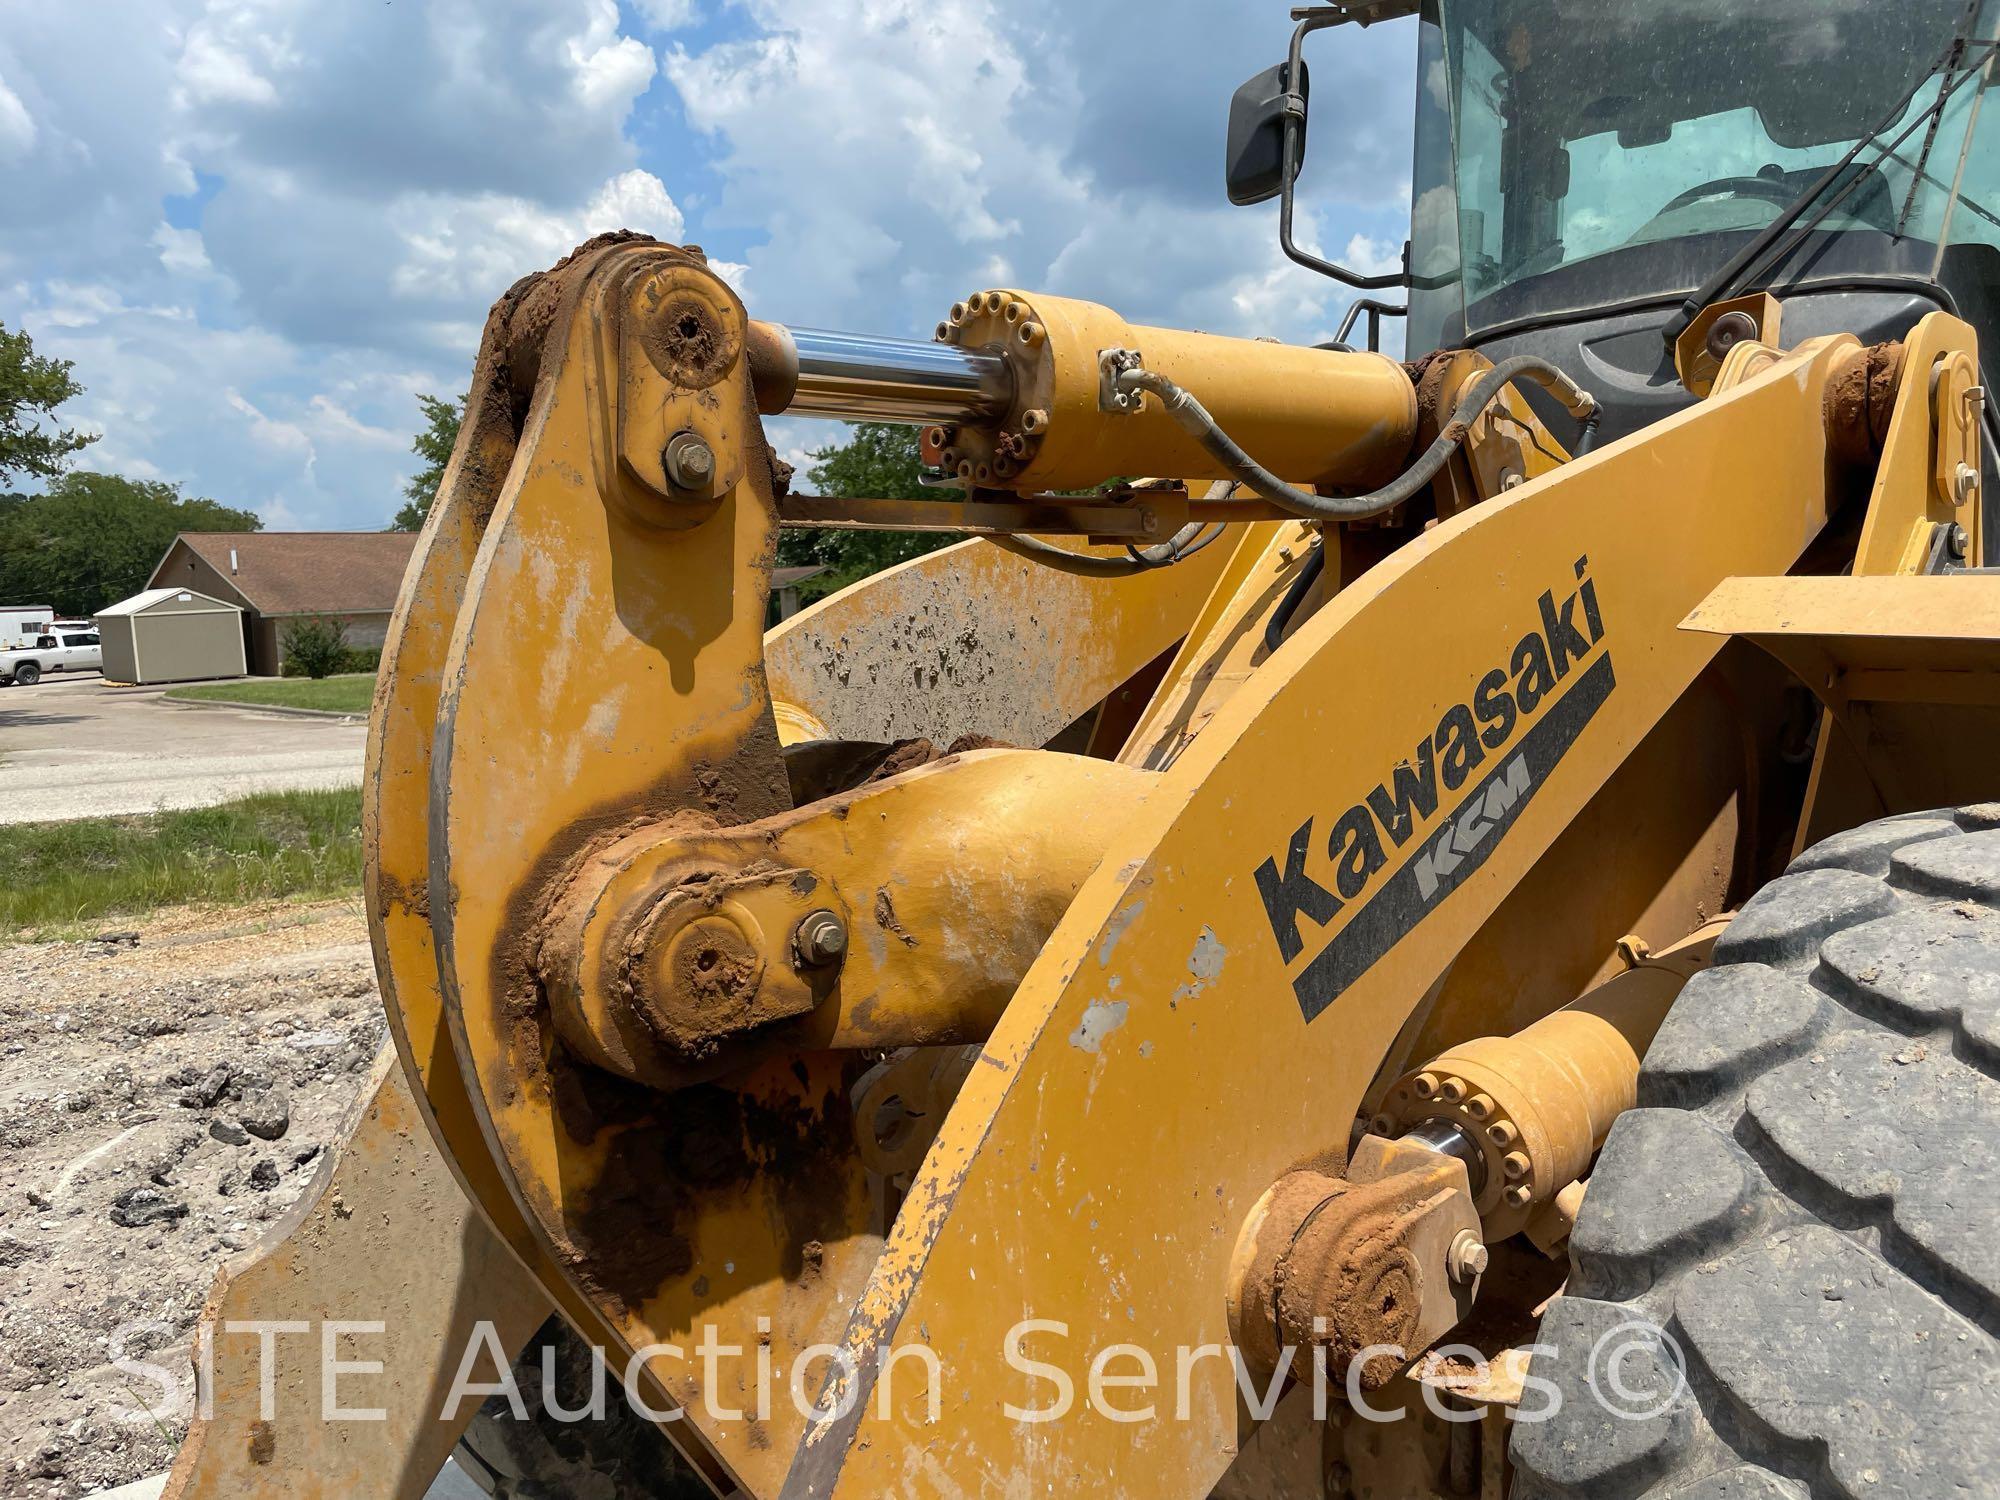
[147,531,418,677]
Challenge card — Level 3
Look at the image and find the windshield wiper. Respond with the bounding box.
[1662,14,1994,352]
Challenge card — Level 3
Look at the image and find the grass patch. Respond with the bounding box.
[0,787,363,939]
[165,674,376,714]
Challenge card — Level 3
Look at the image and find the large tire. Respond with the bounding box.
[1511,806,2000,1500]
[13,661,38,686]
[452,1315,709,1499]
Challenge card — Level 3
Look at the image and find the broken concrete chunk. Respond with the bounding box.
[109,1185,188,1229]
[237,1089,290,1141]
[176,1065,231,1109]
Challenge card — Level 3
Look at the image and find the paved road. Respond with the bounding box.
[0,674,367,823]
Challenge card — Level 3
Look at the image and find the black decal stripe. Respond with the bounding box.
[1292,651,1616,1022]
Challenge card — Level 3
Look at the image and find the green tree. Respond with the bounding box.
[0,472,261,617]
[0,321,96,485]
[390,392,465,531]
[776,423,955,601]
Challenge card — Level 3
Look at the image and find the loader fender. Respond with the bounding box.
[1511,806,2000,1499]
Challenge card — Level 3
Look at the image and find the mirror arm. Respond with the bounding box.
[1277,8,1411,291]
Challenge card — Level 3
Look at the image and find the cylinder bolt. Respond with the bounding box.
[1411,1072,1440,1100]
[663,431,716,491]
[1504,1183,1533,1208]
[1437,1076,1468,1105]
[793,909,849,968]
[1486,1120,1519,1149]
[1464,1092,1496,1122]
[1502,1150,1532,1181]
[1447,1228,1489,1284]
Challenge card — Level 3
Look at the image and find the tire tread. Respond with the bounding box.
[1511,808,2000,1500]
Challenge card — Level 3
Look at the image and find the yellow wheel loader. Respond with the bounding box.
[162,2,2000,1497]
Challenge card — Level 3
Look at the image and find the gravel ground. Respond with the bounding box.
[0,900,385,1498]
[0,677,365,824]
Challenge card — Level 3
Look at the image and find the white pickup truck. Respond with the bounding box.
[1,625,102,686]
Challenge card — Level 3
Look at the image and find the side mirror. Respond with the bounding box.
[1225,60,1309,207]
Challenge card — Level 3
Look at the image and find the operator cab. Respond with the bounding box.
[1231,0,2000,546]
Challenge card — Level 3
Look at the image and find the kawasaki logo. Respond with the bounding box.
[1255,556,1614,1021]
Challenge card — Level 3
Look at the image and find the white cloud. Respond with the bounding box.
[305,394,406,451]
[0,0,682,526]
[0,0,1419,531]
[1342,233,1403,281]
[631,0,698,32]
[564,9,657,111]
[389,169,686,303]
[152,224,213,277]
[14,279,455,527]
[35,281,193,330]
[664,0,1079,330]
[175,23,280,107]
[226,388,314,458]
[661,0,1413,347]
[0,70,35,160]
[584,168,686,241]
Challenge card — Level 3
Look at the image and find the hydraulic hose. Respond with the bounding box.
[1128,521,1227,569]
[984,482,1236,578]
[1263,539,1326,655]
[1112,354,1599,524]
[1574,405,1603,455]
[988,528,1196,578]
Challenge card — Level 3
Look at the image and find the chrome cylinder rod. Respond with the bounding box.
[1401,1116,1488,1195]
[748,322,1013,424]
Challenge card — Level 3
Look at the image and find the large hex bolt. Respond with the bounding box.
[1447,1228,1489,1284]
[793,908,848,968]
[664,430,717,492]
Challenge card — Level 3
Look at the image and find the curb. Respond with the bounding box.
[162,695,366,722]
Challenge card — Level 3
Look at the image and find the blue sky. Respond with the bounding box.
[0,1,1416,529]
